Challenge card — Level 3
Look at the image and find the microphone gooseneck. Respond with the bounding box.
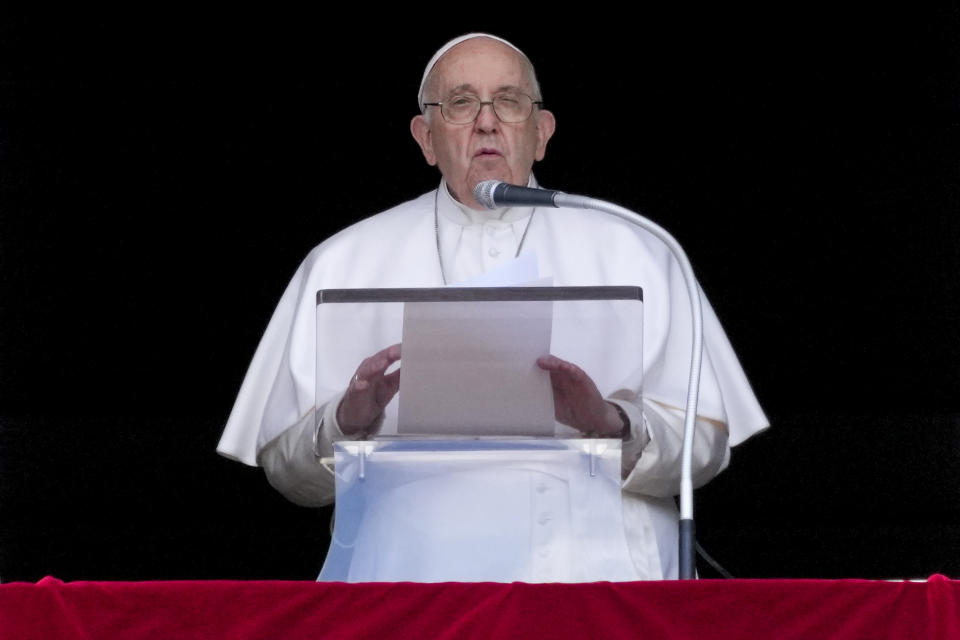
[475,179,705,580]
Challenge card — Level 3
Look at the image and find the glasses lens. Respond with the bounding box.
[493,93,534,123]
[442,95,480,124]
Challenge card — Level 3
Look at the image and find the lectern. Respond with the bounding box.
[313,286,644,582]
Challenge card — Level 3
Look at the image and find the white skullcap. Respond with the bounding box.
[417,33,527,110]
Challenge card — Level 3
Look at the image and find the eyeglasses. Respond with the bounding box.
[422,92,543,124]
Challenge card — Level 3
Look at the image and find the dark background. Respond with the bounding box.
[1,8,958,581]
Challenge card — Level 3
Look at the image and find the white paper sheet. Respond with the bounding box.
[454,251,539,287]
[397,253,555,436]
[397,297,555,435]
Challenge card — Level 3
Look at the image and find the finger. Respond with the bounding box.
[380,367,402,399]
[544,365,584,394]
[372,343,402,371]
[383,367,401,388]
[357,343,404,380]
[537,354,584,377]
[550,375,577,401]
[356,358,383,380]
[385,342,402,361]
[354,360,384,383]
[537,354,563,370]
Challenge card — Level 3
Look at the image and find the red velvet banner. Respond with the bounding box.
[0,576,957,639]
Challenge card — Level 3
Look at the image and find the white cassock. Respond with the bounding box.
[217,178,769,580]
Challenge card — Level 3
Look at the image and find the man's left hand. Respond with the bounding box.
[536,354,625,436]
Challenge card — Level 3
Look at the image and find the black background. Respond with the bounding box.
[1,8,958,581]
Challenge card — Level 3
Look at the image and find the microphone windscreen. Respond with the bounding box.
[473,180,502,209]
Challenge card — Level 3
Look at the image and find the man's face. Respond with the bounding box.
[411,38,555,209]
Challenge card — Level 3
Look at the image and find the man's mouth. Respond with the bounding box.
[474,147,503,157]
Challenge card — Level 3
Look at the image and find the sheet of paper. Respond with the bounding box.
[397,298,555,436]
[453,251,539,287]
[398,253,555,436]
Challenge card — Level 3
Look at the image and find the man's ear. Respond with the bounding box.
[410,115,437,166]
[534,109,556,161]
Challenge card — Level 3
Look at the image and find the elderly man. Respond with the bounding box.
[218,33,768,580]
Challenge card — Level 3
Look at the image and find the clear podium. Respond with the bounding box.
[314,286,644,583]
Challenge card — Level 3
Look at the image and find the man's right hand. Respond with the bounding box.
[336,343,402,434]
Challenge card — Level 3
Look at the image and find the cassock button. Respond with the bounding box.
[488,247,501,258]
[485,225,497,236]
[538,513,552,525]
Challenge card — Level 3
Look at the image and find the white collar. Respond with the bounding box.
[437,176,539,226]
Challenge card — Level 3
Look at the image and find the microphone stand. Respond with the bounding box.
[553,192,704,580]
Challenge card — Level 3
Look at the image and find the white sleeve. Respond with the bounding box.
[256,403,337,508]
[257,392,386,508]
[619,398,730,498]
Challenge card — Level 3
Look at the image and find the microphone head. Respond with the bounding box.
[473,180,503,210]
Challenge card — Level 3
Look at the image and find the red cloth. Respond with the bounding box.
[0,576,957,639]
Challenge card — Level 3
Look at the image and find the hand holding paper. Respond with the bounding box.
[537,354,625,436]
[337,343,402,434]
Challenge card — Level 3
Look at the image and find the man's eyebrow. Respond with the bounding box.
[445,84,526,96]
[446,84,477,96]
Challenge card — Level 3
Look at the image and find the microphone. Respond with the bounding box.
[474,180,565,209]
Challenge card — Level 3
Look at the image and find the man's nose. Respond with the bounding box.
[475,101,500,130]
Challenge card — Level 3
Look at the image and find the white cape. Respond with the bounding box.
[219,188,767,465]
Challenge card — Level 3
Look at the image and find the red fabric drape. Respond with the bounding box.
[0,576,957,639]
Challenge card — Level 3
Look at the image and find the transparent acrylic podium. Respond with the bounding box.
[314,287,644,583]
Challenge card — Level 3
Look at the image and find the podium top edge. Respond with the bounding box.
[316,286,642,304]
